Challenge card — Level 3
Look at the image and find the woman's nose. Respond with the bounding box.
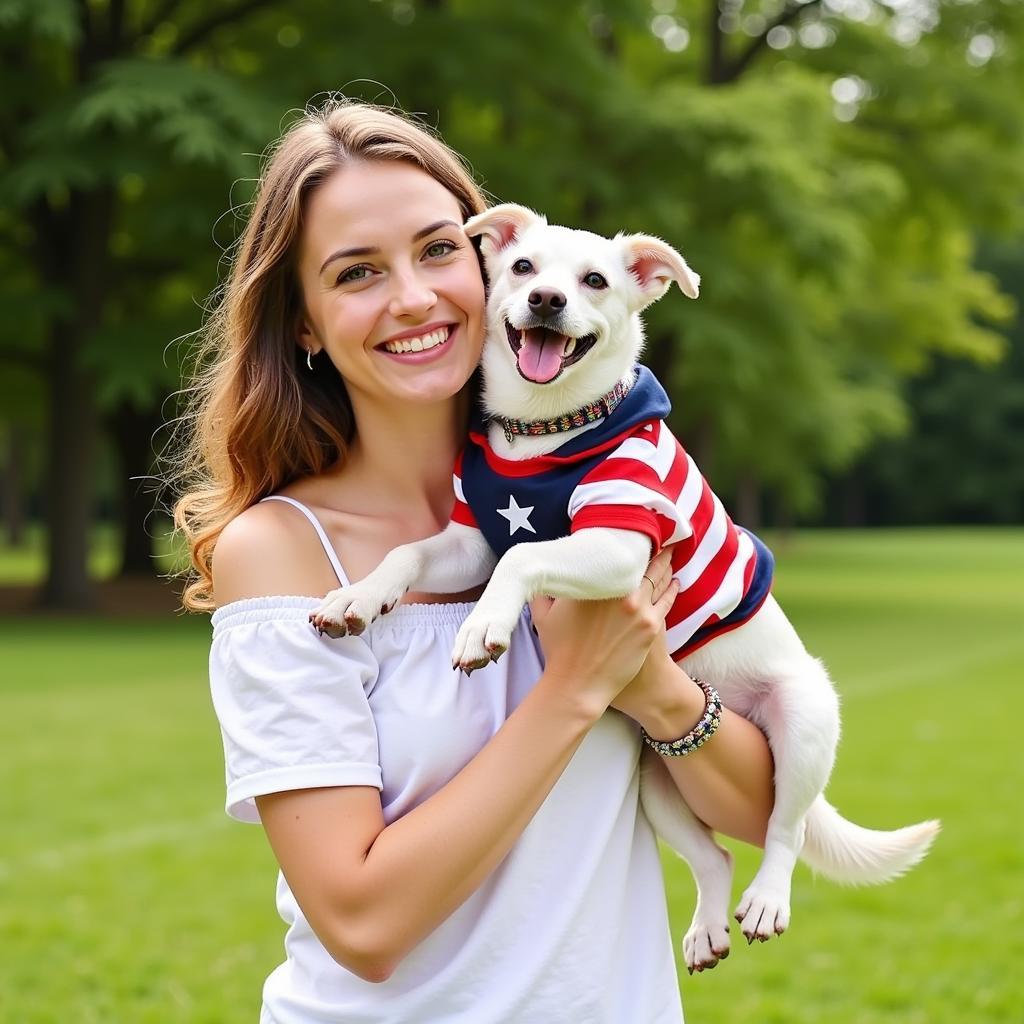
[388,268,437,318]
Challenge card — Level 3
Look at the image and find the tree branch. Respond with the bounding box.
[706,0,728,85]
[171,0,284,55]
[723,0,825,84]
[138,0,186,41]
[74,0,97,80]
[109,0,126,47]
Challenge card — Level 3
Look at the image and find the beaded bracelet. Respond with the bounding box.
[640,678,723,757]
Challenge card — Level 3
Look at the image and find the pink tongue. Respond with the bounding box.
[517,329,566,383]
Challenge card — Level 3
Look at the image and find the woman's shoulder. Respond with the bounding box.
[213,499,341,606]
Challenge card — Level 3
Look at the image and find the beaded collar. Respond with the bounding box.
[492,374,636,444]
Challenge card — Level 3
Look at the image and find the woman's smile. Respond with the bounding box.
[376,322,458,362]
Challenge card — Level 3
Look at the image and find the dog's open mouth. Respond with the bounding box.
[504,321,598,384]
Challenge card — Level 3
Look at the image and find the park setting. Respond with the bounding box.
[2,1,1023,1021]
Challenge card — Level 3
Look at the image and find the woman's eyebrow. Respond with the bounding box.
[319,219,462,275]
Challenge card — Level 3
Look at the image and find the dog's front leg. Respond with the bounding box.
[311,523,496,638]
[451,528,651,670]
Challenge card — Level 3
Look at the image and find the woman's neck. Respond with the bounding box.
[340,391,469,525]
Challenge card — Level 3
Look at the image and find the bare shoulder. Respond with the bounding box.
[212,500,341,606]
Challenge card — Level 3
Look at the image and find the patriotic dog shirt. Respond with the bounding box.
[452,366,774,659]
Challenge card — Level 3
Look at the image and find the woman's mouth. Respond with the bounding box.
[376,324,457,362]
[504,320,598,384]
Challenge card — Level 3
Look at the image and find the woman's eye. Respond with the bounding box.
[583,271,607,289]
[512,258,534,275]
[338,265,371,284]
[424,240,458,258]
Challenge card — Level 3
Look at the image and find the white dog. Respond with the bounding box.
[311,204,939,973]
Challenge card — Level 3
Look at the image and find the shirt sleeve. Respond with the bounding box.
[567,422,692,554]
[451,448,480,529]
[209,599,382,823]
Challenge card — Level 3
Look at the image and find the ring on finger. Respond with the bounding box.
[642,574,658,603]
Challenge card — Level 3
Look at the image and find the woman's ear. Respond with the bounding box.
[464,203,546,253]
[617,233,701,311]
[297,313,321,353]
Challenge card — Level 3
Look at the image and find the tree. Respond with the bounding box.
[2,0,1020,608]
[0,0,284,605]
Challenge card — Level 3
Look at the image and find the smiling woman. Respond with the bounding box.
[294,160,485,411]
[170,97,775,1024]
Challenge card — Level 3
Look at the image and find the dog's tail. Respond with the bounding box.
[799,797,940,885]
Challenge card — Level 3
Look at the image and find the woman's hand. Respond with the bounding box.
[609,546,708,739]
[529,546,680,718]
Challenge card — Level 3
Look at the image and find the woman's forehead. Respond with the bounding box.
[302,161,463,259]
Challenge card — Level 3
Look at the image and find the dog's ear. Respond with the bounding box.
[464,204,545,254]
[618,234,701,310]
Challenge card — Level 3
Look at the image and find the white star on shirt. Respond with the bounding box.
[497,494,536,536]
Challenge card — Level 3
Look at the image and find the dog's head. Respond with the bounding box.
[464,203,700,419]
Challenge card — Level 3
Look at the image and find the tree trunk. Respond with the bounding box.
[2,423,26,546]
[841,468,866,527]
[41,326,99,608]
[108,402,164,577]
[734,471,762,531]
[38,188,114,609]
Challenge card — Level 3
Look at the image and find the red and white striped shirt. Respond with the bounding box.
[453,368,774,660]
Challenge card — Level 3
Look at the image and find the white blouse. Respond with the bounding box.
[209,496,683,1023]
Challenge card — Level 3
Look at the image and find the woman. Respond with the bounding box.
[174,98,774,1023]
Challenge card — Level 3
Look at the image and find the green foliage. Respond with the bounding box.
[0,0,79,44]
[0,0,1022,589]
[839,237,1024,524]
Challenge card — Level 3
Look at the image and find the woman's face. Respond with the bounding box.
[297,160,486,410]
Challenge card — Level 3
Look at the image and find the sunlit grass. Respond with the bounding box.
[1,529,1020,1022]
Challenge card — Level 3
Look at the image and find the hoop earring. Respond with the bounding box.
[306,349,314,371]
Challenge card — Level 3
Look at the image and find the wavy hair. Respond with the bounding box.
[170,98,487,612]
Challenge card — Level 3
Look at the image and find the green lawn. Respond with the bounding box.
[1,529,1021,1022]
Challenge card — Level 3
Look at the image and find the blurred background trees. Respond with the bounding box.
[1,0,1021,608]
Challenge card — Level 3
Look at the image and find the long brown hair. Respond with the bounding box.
[171,98,487,612]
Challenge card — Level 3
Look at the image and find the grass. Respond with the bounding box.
[1,528,1021,1022]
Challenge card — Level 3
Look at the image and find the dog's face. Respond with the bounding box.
[464,204,700,419]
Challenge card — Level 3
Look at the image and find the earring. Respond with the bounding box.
[306,349,314,371]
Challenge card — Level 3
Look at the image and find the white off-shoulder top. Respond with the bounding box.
[208,496,683,1024]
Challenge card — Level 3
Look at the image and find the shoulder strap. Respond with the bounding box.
[259,495,350,587]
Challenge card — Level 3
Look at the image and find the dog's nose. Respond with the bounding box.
[528,287,567,319]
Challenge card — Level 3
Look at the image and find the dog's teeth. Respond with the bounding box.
[563,337,576,358]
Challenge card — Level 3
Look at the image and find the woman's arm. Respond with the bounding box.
[256,672,598,982]
[216,516,678,982]
[612,644,774,847]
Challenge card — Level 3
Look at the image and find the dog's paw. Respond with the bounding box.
[683,919,731,975]
[734,885,791,944]
[451,612,514,674]
[309,581,404,639]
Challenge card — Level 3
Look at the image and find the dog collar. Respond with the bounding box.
[493,374,636,444]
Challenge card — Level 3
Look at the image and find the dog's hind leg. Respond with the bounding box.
[639,750,734,973]
[733,654,840,943]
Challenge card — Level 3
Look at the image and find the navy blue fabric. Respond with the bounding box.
[464,368,669,559]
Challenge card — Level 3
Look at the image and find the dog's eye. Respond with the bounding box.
[583,272,608,289]
[511,258,534,275]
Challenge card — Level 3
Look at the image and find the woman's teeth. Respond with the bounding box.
[382,326,450,354]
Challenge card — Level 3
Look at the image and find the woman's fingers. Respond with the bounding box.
[642,545,677,604]
[655,577,682,616]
